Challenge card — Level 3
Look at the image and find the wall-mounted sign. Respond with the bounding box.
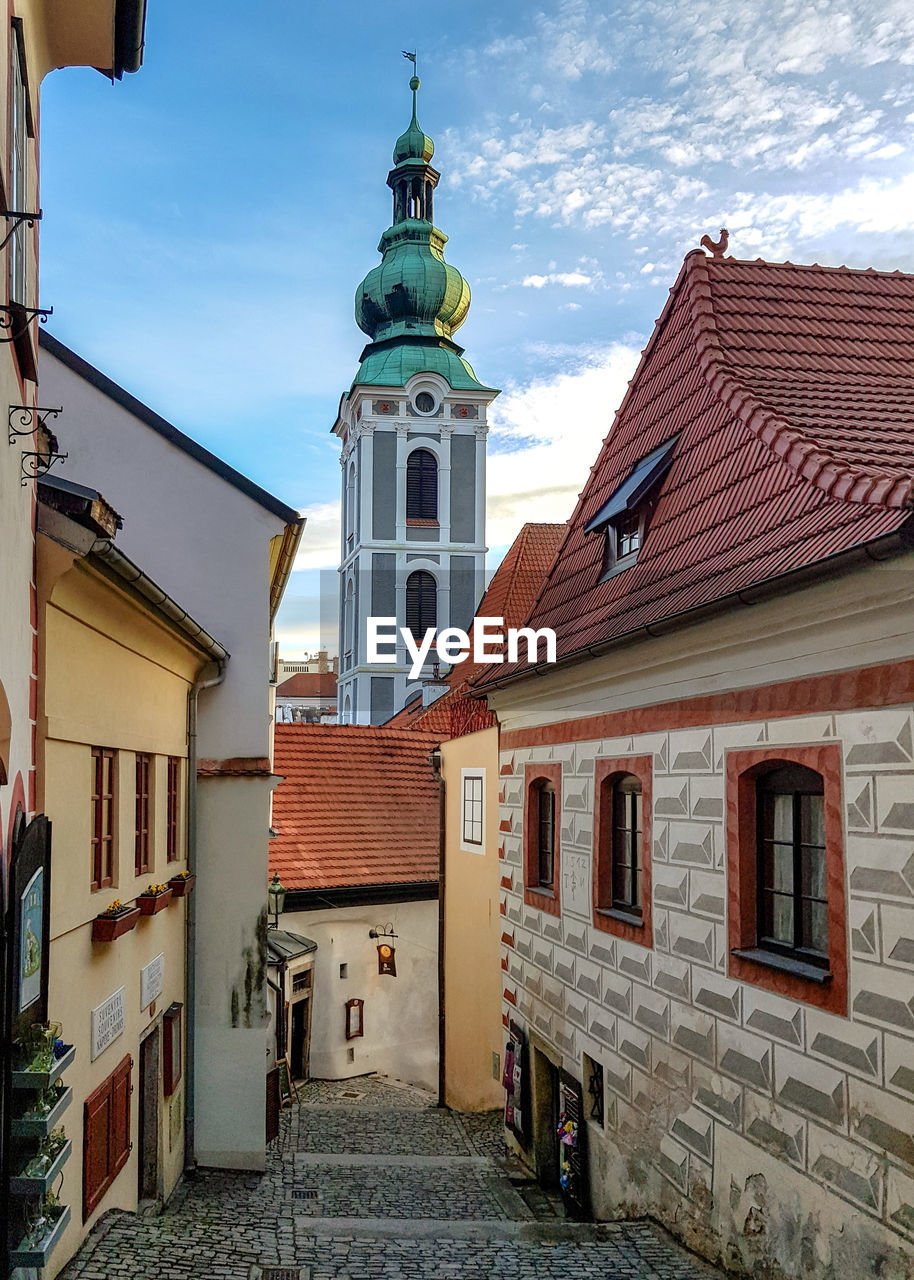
[377,943,397,977]
[18,867,44,1012]
[91,986,126,1060]
[140,953,165,1009]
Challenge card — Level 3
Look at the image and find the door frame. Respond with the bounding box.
[137,1022,161,1206]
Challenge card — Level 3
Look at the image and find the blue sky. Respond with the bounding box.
[38,0,914,653]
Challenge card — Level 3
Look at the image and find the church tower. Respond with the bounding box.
[333,71,498,725]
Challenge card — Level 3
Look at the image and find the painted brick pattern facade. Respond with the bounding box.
[499,705,914,1259]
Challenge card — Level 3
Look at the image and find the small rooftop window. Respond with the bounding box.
[584,437,677,579]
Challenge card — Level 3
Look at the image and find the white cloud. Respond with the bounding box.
[486,342,643,547]
[522,271,593,288]
[292,500,341,571]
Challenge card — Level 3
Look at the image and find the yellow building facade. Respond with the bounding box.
[441,726,504,1112]
[36,494,222,1275]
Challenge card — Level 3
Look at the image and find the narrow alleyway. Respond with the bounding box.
[62,1077,722,1279]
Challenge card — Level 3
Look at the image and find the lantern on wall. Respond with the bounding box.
[377,942,396,976]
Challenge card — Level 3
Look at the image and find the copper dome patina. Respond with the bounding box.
[392,75,435,164]
[350,72,494,393]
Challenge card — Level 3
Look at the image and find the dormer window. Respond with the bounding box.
[614,509,641,560]
[584,437,677,580]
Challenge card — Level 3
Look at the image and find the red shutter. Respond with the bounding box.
[83,1081,112,1219]
[83,1054,132,1221]
[110,1054,132,1177]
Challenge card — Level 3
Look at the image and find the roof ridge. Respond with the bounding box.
[685,252,914,509]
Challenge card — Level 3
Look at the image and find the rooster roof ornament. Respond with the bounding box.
[700,227,729,258]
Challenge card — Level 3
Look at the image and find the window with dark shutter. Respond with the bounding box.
[83,1054,132,1220]
[135,753,151,875]
[405,570,437,641]
[91,747,115,890]
[406,448,438,520]
[166,756,180,862]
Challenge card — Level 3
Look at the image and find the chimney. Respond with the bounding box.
[317,650,329,674]
[421,662,450,708]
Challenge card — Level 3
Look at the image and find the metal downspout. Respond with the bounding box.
[429,749,446,1108]
[184,661,226,1172]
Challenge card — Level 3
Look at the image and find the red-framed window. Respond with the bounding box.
[523,762,562,916]
[91,747,115,890]
[166,756,180,862]
[83,1054,131,1220]
[726,743,847,1015]
[592,755,653,947]
[163,1003,183,1096]
[135,753,151,875]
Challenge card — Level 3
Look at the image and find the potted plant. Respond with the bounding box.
[91,899,141,942]
[12,1024,75,1089]
[167,869,196,897]
[137,883,173,915]
[9,1191,71,1268]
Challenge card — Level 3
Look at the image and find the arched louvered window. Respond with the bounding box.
[405,570,437,641]
[406,448,438,520]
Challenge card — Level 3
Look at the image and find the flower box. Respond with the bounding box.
[92,905,141,942]
[9,1204,70,1268]
[137,888,173,915]
[167,873,195,897]
[12,1042,75,1090]
[9,1139,72,1195]
[11,1085,72,1137]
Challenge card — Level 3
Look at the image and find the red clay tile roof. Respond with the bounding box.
[271,725,441,890]
[276,672,338,698]
[477,252,914,685]
[385,522,565,736]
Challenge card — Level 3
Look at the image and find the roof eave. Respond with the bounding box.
[475,523,913,699]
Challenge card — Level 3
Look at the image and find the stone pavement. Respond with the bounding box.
[61,1075,724,1280]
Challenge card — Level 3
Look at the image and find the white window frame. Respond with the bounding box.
[460,767,486,853]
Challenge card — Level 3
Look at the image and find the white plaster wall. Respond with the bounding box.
[39,349,292,1171]
[490,563,914,1279]
[280,899,438,1091]
[39,350,284,758]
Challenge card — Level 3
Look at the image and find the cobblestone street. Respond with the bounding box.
[62,1077,723,1280]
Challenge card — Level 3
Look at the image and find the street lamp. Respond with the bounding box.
[267,872,286,930]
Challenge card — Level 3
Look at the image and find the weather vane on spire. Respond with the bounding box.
[402,49,417,72]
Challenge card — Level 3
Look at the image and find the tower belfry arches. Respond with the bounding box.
[331,66,499,725]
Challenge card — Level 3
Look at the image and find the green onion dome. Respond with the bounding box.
[393,77,435,164]
[355,222,470,344]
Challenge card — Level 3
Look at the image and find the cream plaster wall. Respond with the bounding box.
[489,561,914,1279]
[441,727,504,1111]
[37,549,204,1277]
[281,900,438,1091]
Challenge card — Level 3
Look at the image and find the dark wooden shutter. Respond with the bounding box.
[266,1067,280,1144]
[406,449,438,519]
[110,1054,132,1177]
[83,1054,132,1221]
[83,1080,112,1219]
[405,570,437,637]
[559,1070,588,1218]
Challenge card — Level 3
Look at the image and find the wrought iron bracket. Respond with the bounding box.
[0,208,42,253]
[8,404,62,443]
[20,449,67,486]
[0,302,53,343]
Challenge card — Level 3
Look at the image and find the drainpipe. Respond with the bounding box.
[429,748,446,1108]
[184,661,226,1172]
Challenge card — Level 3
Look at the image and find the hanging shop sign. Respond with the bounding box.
[140,952,165,1008]
[377,943,397,976]
[91,986,126,1060]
